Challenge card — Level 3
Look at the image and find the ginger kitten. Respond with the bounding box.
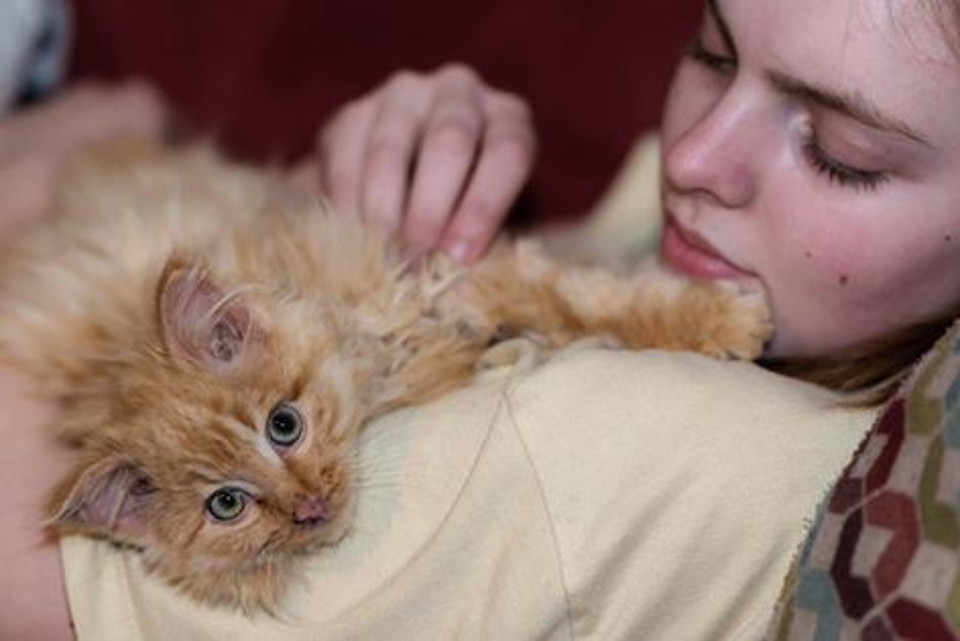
[0,141,771,614]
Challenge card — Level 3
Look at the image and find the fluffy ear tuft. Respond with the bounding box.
[157,259,263,371]
[47,455,155,542]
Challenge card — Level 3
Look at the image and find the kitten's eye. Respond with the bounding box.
[206,487,248,522]
[267,402,304,447]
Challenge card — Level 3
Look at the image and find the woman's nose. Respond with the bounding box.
[662,88,763,208]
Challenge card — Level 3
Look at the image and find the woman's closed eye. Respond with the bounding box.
[801,135,889,191]
[686,34,736,74]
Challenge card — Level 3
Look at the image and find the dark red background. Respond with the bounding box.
[68,0,702,222]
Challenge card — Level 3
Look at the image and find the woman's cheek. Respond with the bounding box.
[773,197,872,289]
[756,215,876,354]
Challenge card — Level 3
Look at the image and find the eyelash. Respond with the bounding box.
[801,137,888,191]
[686,35,736,74]
[687,34,888,192]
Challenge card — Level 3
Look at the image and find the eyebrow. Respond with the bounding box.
[707,0,930,147]
[706,0,737,56]
[766,72,930,146]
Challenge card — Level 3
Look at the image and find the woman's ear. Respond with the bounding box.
[46,454,154,544]
[156,259,264,373]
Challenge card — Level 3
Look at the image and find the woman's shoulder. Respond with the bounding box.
[505,347,875,511]
[500,346,877,639]
[509,345,860,418]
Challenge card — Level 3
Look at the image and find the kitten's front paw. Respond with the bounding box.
[707,280,774,360]
[477,336,545,371]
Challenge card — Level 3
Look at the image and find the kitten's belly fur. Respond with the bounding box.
[0,140,772,613]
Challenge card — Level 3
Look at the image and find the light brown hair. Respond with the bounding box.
[760,307,959,402]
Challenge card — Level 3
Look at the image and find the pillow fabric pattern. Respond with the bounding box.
[768,319,960,640]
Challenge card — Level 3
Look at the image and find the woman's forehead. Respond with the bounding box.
[737,0,958,73]
[729,0,960,142]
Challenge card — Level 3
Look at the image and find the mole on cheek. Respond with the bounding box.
[838,275,849,286]
[804,250,813,259]
[946,234,953,243]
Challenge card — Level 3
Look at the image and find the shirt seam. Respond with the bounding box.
[501,385,577,641]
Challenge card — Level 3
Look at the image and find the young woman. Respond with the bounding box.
[2,0,959,638]
[315,0,960,388]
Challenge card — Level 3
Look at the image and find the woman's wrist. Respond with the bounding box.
[0,364,73,640]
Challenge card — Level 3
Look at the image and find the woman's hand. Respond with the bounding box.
[316,64,537,262]
[0,80,168,239]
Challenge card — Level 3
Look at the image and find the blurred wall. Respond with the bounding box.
[69,0,702,221]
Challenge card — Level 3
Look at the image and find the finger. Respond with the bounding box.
[441,93,537,262]
[360,74,430,233]
[5,81,168,156]
[99,80,169,140]
[286,159,319,196]
[317,98,377,217]
[403,79,484,254]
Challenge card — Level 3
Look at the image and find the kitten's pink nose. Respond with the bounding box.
[293,495,329,527]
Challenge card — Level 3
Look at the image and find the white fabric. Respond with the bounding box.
[0,0,46,112]
[0,0,68,113]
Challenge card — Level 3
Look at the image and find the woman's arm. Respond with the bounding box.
[0,79,167,640]
[0,365,73,640]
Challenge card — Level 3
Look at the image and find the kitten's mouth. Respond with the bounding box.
[294,515,328,529]
[283,514,352,555]
[293,494,332,528]
[283,495,354,553]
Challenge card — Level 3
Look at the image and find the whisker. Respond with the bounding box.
[355,480,442,501]
[356,427,403,449]
[352,459,436,477]
[351,451,404,469]
[346,520,395,540]
[355,476,432,489]
[353,454,448,474]
[353,465,432,481]
[355,479,437,493]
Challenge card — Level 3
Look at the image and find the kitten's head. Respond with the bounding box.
[47,259,370,613]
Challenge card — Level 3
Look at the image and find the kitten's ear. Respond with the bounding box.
[47,456,154,541]
[157,260,263,371]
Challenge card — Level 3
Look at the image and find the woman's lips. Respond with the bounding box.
[659,214,755,280]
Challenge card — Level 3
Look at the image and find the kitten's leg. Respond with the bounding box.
[367,239,773,415]
[355,312,496,416]
[459,239,774,360]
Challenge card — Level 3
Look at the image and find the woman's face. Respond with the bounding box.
[659,0,960,357]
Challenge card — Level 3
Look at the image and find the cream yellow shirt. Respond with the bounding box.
[62,348,872,640]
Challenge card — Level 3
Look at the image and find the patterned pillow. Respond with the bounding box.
[768,319,960,640]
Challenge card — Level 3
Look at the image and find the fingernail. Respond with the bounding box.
[445,238,472,263]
